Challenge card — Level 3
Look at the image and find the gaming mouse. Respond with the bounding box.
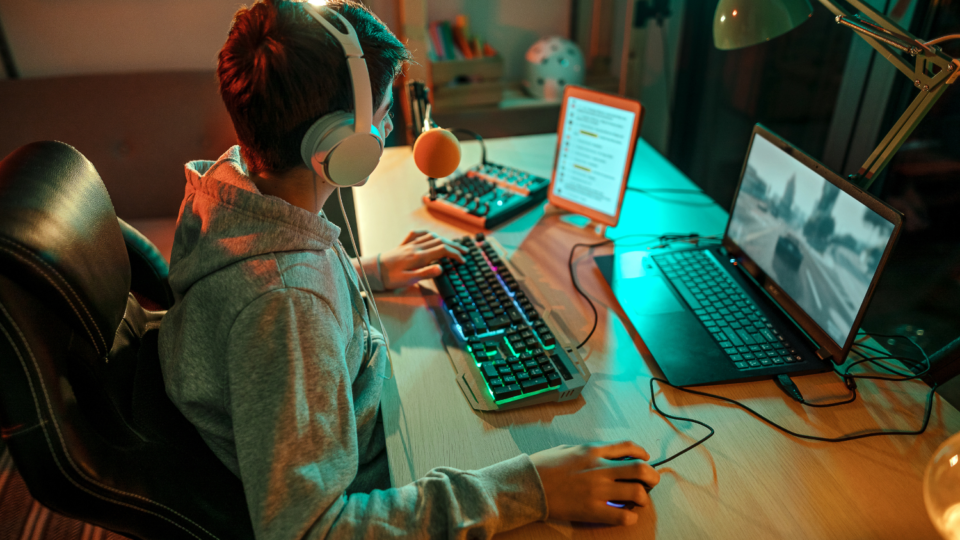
[609,456,655,510]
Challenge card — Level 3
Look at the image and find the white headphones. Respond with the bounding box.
[300,2,384,187]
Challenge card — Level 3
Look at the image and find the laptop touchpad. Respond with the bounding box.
[628,277,686,315]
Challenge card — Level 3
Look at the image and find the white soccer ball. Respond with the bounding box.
[523,37,585,101]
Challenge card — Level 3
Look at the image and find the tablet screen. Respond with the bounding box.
[548,87,643,227]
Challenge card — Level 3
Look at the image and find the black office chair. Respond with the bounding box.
[118,217,175,311]
[0,141,254,540]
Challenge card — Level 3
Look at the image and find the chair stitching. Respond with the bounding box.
[0,302,220,540]
[0,240,106,355]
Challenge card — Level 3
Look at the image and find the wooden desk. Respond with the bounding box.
[357,133,960,539]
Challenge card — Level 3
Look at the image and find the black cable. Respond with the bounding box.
[568,233,715,349]
[652,376,938,445]
[628,187,706,193]
[626,186,716,206]
[566,233,941,467]
[569,238,613,349]
[448,128,486,165]
[648,378,715,468]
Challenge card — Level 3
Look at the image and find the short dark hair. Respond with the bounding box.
[217,0,410,174]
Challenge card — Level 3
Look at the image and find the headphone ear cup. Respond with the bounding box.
[301,112,384,187]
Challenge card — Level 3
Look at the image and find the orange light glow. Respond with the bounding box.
[732,9,738,16]
[951,455,958,467]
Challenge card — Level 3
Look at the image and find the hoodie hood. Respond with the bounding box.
[168,146,341,296]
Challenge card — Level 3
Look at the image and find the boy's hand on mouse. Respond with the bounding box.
[530,441,660,526]
[378,230,468,289]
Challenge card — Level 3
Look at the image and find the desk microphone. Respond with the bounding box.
[412,107,461,199]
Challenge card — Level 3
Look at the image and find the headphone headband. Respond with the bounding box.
[299,1,383,187]
[302,3,373,136]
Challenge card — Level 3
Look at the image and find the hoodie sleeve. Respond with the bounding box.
[226,288,548,540]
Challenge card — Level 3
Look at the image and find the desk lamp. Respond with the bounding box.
[713,3,960,537]
[712,0,959,191]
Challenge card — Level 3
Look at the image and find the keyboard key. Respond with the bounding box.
[759,328,778,343]
[730,354,743,361]
[669,280,702,309]
[721,327,744,346]
[503,374,517,384]
[487,316,511,330]
[523,360,538,369]
[771,356,784,365]
[435,275,457,300]
[759,358,772,366]
[529,367,544,377]
[509,362,524,372]
[747,360,762,368]
[521,376,549,392]
[723,347,737,355]
[469,312,486,330]
[539,332,556,346]
[480,363,498,379]
[546,372,562,386]
[497,365,512,376]
[734,361,748,369]
[488,377,504,387]
[493,384,522,400]
[517,372,531,382]
[735,329,756,345]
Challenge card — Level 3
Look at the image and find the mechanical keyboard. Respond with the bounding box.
[423,163,550,229]
[651,250,803,370]
[433,233,589,411]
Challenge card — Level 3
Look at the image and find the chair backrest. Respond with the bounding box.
[0,141,253,540]
[119,217,175,311]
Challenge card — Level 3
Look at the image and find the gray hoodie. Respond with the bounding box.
[158,147,548,539]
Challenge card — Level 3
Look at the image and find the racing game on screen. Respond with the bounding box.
[727,135,896,346]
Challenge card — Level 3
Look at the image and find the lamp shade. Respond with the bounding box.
[714,0,814,50]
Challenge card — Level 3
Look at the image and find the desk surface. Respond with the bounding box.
[357,133,960,539]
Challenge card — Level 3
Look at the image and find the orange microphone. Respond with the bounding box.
[413,128,461,200]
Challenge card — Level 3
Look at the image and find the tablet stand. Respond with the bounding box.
[547,202,608,237]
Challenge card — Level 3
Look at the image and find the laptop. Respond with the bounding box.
[604,124,903,386]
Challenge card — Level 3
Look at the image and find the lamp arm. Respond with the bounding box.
[816,0,959,190]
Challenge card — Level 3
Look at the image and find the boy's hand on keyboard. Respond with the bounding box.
[530,441,659,526]
[378,231,468,290]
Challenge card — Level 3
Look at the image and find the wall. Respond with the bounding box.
[0,0,400,78]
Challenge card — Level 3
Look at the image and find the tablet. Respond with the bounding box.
[548,86,644,227]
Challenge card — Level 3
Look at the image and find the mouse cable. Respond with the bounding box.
[569,233,721,349]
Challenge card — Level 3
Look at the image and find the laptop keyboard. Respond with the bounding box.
[652,250,803,370]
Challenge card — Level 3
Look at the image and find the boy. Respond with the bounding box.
[158,1,659,537]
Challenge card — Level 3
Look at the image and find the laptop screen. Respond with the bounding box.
[726,134,897,347]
